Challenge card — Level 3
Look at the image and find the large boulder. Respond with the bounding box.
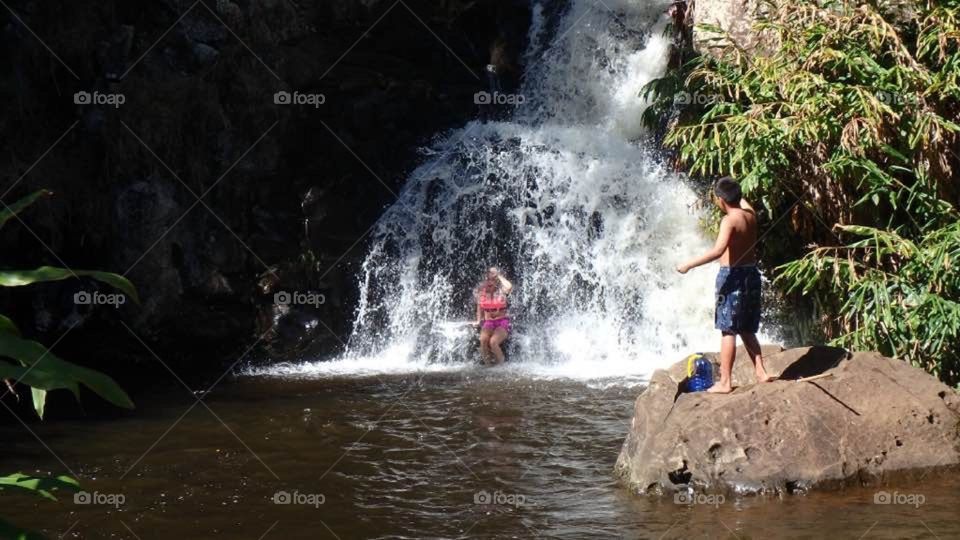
[615,346,960,495]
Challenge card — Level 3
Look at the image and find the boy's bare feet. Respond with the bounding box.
[755,367,773,383]
[707,382,733,394]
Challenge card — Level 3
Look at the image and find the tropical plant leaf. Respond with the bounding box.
[0,362,81,418]
[0,473,79,538]
[0,473,79,501]
[0,190,52,230]
[0,314,20,336]
[0,334,134,412]
[0,267,139,304]
[31,388,47,420]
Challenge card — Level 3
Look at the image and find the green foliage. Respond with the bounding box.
[779,222,960,381]
[0,190,52,230]
[0,189,136,538]
[0,190,137,417]
[0,267,139,304]
[0,473,79,539]
[0,315,20,336]
[644,0,960,382]
[0,473,79,501]
[0,333,135,411]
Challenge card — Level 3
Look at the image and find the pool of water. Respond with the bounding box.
[2,369,958,539]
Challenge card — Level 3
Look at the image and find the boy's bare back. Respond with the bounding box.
[676,177,770,393]
[720,201,758,267]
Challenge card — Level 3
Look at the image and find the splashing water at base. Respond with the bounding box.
[250,1,731,384]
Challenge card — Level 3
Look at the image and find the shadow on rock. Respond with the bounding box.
[778,345,849,380]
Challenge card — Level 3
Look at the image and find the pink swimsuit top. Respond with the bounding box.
[478,290,507,311]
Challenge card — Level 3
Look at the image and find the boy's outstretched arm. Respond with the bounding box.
[676,217,733,274]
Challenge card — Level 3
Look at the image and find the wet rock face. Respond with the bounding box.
[0,0,531,367]
[615,347,960,495]
[692,0,761,54]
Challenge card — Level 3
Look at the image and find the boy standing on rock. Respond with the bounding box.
[676,177,771,393]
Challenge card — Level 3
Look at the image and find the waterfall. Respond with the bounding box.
[256,0,722,383]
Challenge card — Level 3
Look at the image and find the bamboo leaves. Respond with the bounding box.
[643,0,960,383]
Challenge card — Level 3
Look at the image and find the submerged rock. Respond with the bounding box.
[615,346,960,495]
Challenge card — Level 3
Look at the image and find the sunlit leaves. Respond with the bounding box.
[777,222,960,381]
[642,0,960,382]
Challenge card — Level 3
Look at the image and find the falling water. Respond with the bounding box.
[255,0,721,383]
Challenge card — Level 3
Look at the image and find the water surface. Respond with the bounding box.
[3,370,957,539]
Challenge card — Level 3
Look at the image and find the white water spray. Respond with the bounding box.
[251,0,725,384]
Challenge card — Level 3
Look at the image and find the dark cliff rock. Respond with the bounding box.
[615,346,960,495]
[0,0,532,380]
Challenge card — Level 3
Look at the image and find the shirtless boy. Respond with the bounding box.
[677,177,771,393]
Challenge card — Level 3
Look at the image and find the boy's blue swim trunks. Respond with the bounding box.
[715,266,762,334]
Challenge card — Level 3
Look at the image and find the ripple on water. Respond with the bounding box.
[1,372,959,538]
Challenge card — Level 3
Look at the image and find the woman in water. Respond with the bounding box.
[474,267,513,365]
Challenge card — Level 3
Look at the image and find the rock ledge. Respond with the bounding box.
[615,346,960,495]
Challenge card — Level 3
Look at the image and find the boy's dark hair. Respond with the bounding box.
[713,177,742,204]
